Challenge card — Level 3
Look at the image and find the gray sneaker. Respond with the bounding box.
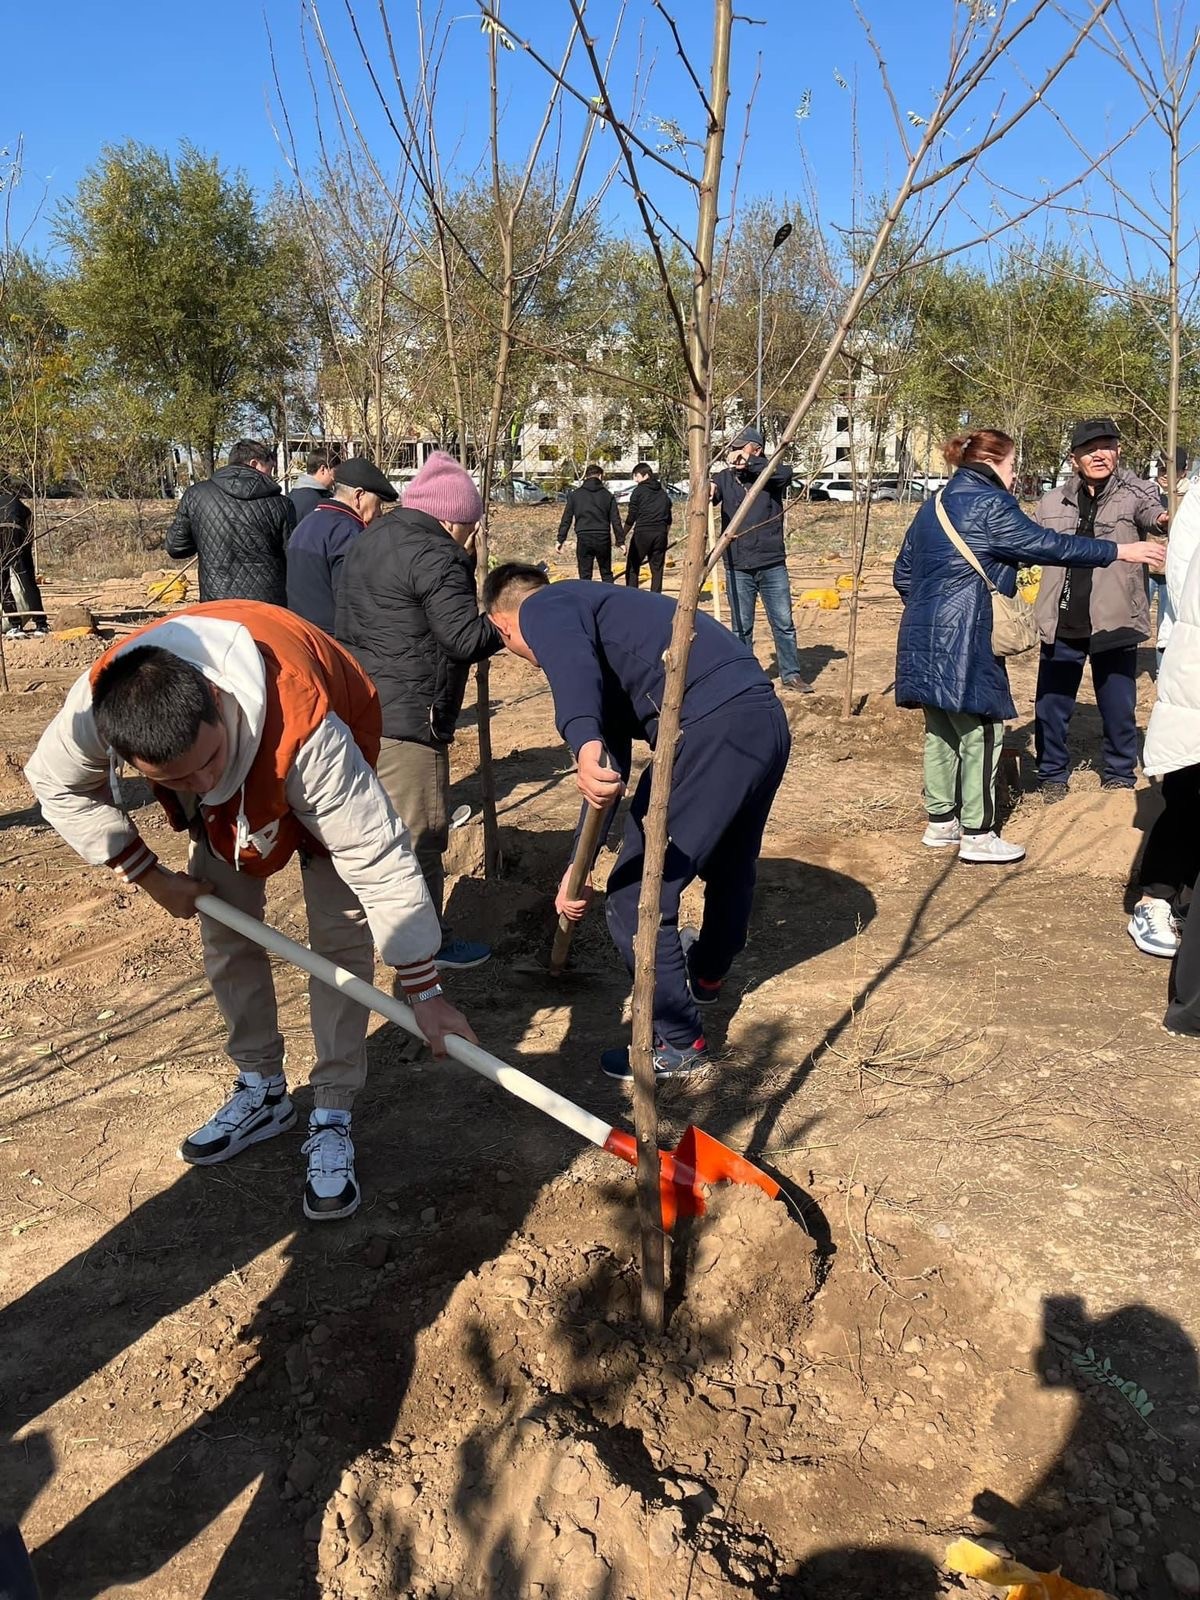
[922,819,962,848]
[958,831,1025,865]
[1128,898,1180,958]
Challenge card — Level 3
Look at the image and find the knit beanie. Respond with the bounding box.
[403,451,484,524]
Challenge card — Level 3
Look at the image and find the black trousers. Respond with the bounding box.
[1,542,45,627]
[1139,764,1200,901]
[624,528,668,592]
[576,544,614,582]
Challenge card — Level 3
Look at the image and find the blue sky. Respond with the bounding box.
[4,1,1187,281]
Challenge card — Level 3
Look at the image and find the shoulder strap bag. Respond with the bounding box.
[934,491,1040,658]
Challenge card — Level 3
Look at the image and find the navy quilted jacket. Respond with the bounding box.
[893,465,1117,720]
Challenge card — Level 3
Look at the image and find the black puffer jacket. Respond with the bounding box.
[557,477,623,550]
[335,507,502,745]
[624,476,673,538]
[166,466,295,604]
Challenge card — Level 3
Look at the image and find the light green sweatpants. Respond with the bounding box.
[922,707,1004,834]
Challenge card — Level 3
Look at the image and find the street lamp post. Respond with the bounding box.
[756,221,793,433]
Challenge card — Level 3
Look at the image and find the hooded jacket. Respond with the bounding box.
[893,465,1118,721]
[335,507,502,746]
[286,501,366,634]
[624,476,673,541]
[557,478,623,550]
[288,473,330,526]
[1144,479,1200,777]
[711,456,793,572]
[1032,468,1165,652]
[24,601,442,984]
[166,466,296,606]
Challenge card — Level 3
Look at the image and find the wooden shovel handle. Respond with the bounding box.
[550,757,615,976]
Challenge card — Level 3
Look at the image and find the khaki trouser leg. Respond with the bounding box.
[375,737,449,928]
[300,853,376,1112]
[188,835,285,1077]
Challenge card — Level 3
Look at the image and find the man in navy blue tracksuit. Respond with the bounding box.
[482,563,791,1079]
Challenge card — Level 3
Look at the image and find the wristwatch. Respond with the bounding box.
[411,983,445,1004]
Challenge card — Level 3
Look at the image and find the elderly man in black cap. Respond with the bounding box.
[710,427,809,693]
[286,457,399,634]
[1032,418,1168,801]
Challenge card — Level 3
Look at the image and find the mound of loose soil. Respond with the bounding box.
[313,1182,818,1599]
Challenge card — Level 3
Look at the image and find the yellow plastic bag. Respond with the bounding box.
[1016,565,1042,603]
[798,587,842,610]
[835,574,856,593]
[148,573,189,606]
[945,1537,1115,1599]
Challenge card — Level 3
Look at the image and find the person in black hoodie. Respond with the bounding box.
[336,451,502,970]
[0,487,46,636]
[711,427,810,693]
[623,462,672,592]
[483,562,791,1082]
[556,462,623,580]
[166,439,295,605]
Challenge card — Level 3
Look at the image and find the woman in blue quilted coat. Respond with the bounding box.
[893,429,1163,865]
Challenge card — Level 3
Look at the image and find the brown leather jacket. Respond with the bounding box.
[1032,468,1164,652]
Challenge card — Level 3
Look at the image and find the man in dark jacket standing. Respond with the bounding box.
[288,449,339,525]
[287,458,398,633]
[336,451,501,969]
[167,440,295,605]
[711,428,810,693]
[1032,418,1168,796]
[623,462,672,593]
[557,463,623,581]
[483,563,790,1080]
[0,487,46,637]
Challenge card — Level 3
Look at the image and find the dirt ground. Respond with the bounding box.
[3,533,1200,1599]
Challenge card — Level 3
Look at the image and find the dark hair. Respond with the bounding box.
[305,449,338,474]
[942,429,1014,471]
[92,646,219,764]
[584,463,604,479]
[632,462,653,477]
[228,439,273,469]
[482,561,550,614]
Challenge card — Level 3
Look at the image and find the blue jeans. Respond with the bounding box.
[1034,637,1138,786]
[724,561,802,682]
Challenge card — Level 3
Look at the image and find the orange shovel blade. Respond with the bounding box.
[603,1125,781,1232]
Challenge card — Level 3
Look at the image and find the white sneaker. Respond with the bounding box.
[179,1074,295,1165]
[302,1118,360,1221]
[1128,898,1180,958]
[922,819,962,848]
[958,831,1026,865]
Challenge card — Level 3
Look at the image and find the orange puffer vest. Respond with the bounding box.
[91,601,381,877]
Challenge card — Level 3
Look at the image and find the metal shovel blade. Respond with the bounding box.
[603,1124,782,1231]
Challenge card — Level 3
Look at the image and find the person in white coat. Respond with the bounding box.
[1136,479,1200,974]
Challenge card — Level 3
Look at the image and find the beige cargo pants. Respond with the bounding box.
[189,833,375,1112]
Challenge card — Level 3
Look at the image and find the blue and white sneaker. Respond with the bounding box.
[179,1074,295,1165]
[434,938,492,970]
[1128,898,1180,958]
[600,1038,710,1081]
[302,1116,360,1221]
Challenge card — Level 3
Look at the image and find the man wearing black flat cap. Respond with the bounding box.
[1032,418,1168,798]
[287,457,398,634]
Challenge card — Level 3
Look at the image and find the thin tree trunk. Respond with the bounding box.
[626,0,732,1335]
[1166,97,1182,516]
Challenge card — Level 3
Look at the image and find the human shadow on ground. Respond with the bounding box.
[974,1294,1200,1599]
[6,880,598,1597]
[778,1545,941,1597]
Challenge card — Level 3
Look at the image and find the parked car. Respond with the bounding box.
[808,476,861,503]
[615,480,689,503]
[490,476,549,504]
[869,477,927,503]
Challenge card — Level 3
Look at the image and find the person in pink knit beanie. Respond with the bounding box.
[336,449,500,971]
